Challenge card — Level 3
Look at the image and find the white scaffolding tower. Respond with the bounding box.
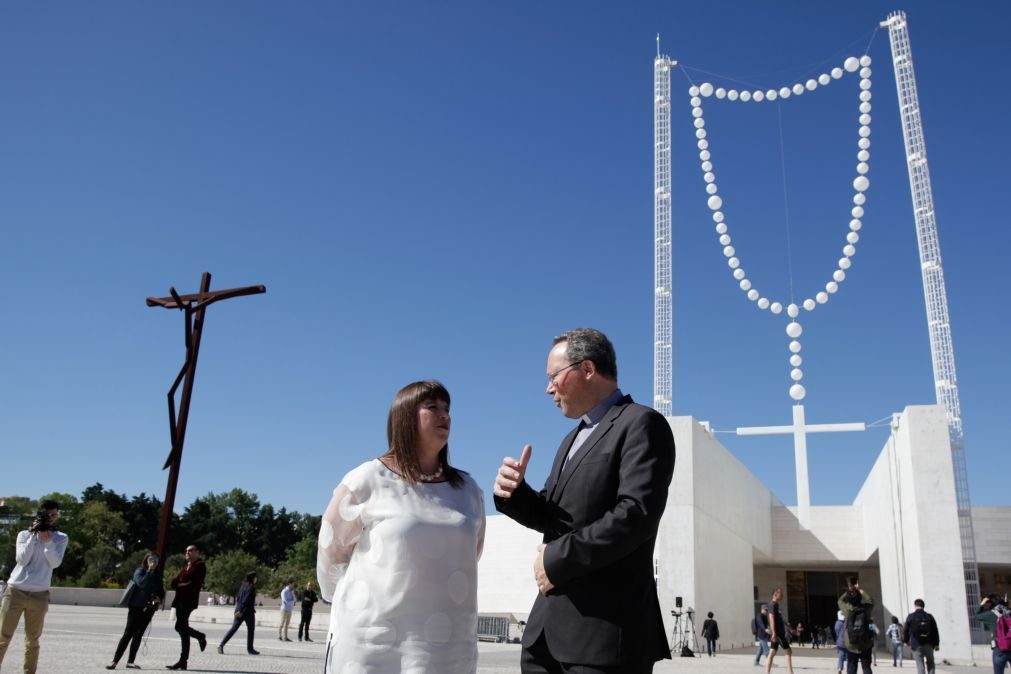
[654,39,674,418]
[881,10,981,626]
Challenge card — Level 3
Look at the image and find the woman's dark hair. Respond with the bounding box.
[891,616,899,624]
[246,571,257,583]
[141,551,159,568]
[385,380,463,488]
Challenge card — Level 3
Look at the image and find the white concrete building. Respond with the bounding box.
[478,403,1011,664]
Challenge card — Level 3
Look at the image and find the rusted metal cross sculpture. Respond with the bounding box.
[147,272,265,563]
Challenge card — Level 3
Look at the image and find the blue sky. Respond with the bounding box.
[1,1,1008,519]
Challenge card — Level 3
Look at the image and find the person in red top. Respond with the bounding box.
[167,544,207,671]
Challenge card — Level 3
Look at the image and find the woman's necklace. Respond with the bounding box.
[418,464,444,482]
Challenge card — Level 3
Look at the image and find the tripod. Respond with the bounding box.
[668,610,700,657]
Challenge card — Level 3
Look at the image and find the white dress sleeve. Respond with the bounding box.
[316,483,365,602]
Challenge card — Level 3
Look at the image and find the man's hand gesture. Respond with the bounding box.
[493,445,532,499]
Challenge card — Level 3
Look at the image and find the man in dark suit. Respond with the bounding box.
[494,328,675,673]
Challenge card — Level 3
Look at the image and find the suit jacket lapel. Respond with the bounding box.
[550,396,631,499]
[546,425,581,502]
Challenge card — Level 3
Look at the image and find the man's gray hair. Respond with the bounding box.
[554,328,617,380]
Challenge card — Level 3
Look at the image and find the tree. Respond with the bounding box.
[204,550,266,598]
[268,535,317,593]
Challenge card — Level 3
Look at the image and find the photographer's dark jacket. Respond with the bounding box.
[128,567,164,609]
[170,559,206,612]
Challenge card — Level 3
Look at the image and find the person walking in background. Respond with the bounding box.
[977,593,1011,674]
[702,611,720,656]
[766,588,795,674]
[886,616,904,667]
[0,500,68,674]
[298,581,318,642]
[218,571,259,656]
[494,329,675,673]
[318,380,486,673]
[869,617,880,665]
[903,599,940,674]
[106,552,164,670]
[167,543,207,671]
[836,611,849,674]
[754,605,771,666]
[839,576,875,674]
[278,579,295,642]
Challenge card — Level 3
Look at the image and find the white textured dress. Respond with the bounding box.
[318,459,485,674]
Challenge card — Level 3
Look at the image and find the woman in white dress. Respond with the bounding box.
[318,380,486,674]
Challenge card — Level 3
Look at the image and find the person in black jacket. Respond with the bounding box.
[754,605,771,666]
[702,612,720,656]
[106,552,164,670]
[297,581,318,642]
[903,599,940,674]
[217,572,259,656]
[167,543,207,671]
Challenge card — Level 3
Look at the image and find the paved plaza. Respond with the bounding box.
[0,605,983,674]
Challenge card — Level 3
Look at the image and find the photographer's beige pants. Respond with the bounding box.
[0,586,50,674]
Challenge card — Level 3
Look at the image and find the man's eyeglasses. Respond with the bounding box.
[547,360,584,386]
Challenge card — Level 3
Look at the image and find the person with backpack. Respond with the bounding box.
[836,611,849,674]
[977,593,1011,674]
[886,616,904,667]
[839,576,875,674]
[753,605,771,666]
[702,611,720,656]
[902,598,939,674]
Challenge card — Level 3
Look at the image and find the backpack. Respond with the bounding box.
[846,607,872,649]
[996,612,1011,652]
[910,612,932,644]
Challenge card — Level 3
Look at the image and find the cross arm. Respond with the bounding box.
[146,284,266,309]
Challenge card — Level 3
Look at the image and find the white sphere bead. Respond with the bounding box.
[858,137,871,150]
[719,234,731,245]
[728,257,740,269]
[758,298,770,309]
[698,139,709,149]
[733,267,745,280]
[723,245,735,257]
[741,91,752,101]
[850,219,863,231]
[790,384,807,401]
[831,67,843,79]
[700,83,714,97]
[854,193,866,205]
[793,83,805,95]
[708,195,723,210]
[857,162,869,174]
[860,55,872,66]
[852,206,864,217]
[860,67,872,79]
[803,298,816,311]
[696,128,707,139]
[779,87,791,98]
[787,303,799,318]
[859,125,871,137]
[766,89,777,101]
[716,88,726,99]
[816,291,828,304]
[839,257,852,269]
[854,176,870,192]
[826,281,839,293]
[857,150,869,162]
[704,172,715,183]
[790,354,802,367]
[806,79,817,91]
[738,277,749,290]
[691,96,702,107]
[748,289,759,301]
[819,73,830,85]
[834,269,846,282]
[700,150,711,161]
[860,102,872,113]
[753,90,764,102]
[716,223,728,234]
[789,340,802,353]
[712,210,723,222]
[694,118,706,129]
[791,368,804,381]
[702,160,713,171]
[786,321,803,338]
[706,183,718,195]
[689,85,700,96]
[771,302,783,314]
[692,107,704,118]
[844,57,860,72]
[860,78,872,91]
[728,89,739,101]
[847,232,860,244]
[843,244,856,257]
[860,114,871,125]
[860,90,872,102]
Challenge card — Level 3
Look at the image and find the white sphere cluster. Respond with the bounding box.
[688,54,873,402]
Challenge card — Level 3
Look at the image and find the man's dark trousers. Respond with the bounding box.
[848,648,873,674]
[173,607,205,663]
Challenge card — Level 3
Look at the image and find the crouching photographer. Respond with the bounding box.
[106,552,165,670]
[0,499,69,674]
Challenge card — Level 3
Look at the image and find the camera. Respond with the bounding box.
[30,508,57,533]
